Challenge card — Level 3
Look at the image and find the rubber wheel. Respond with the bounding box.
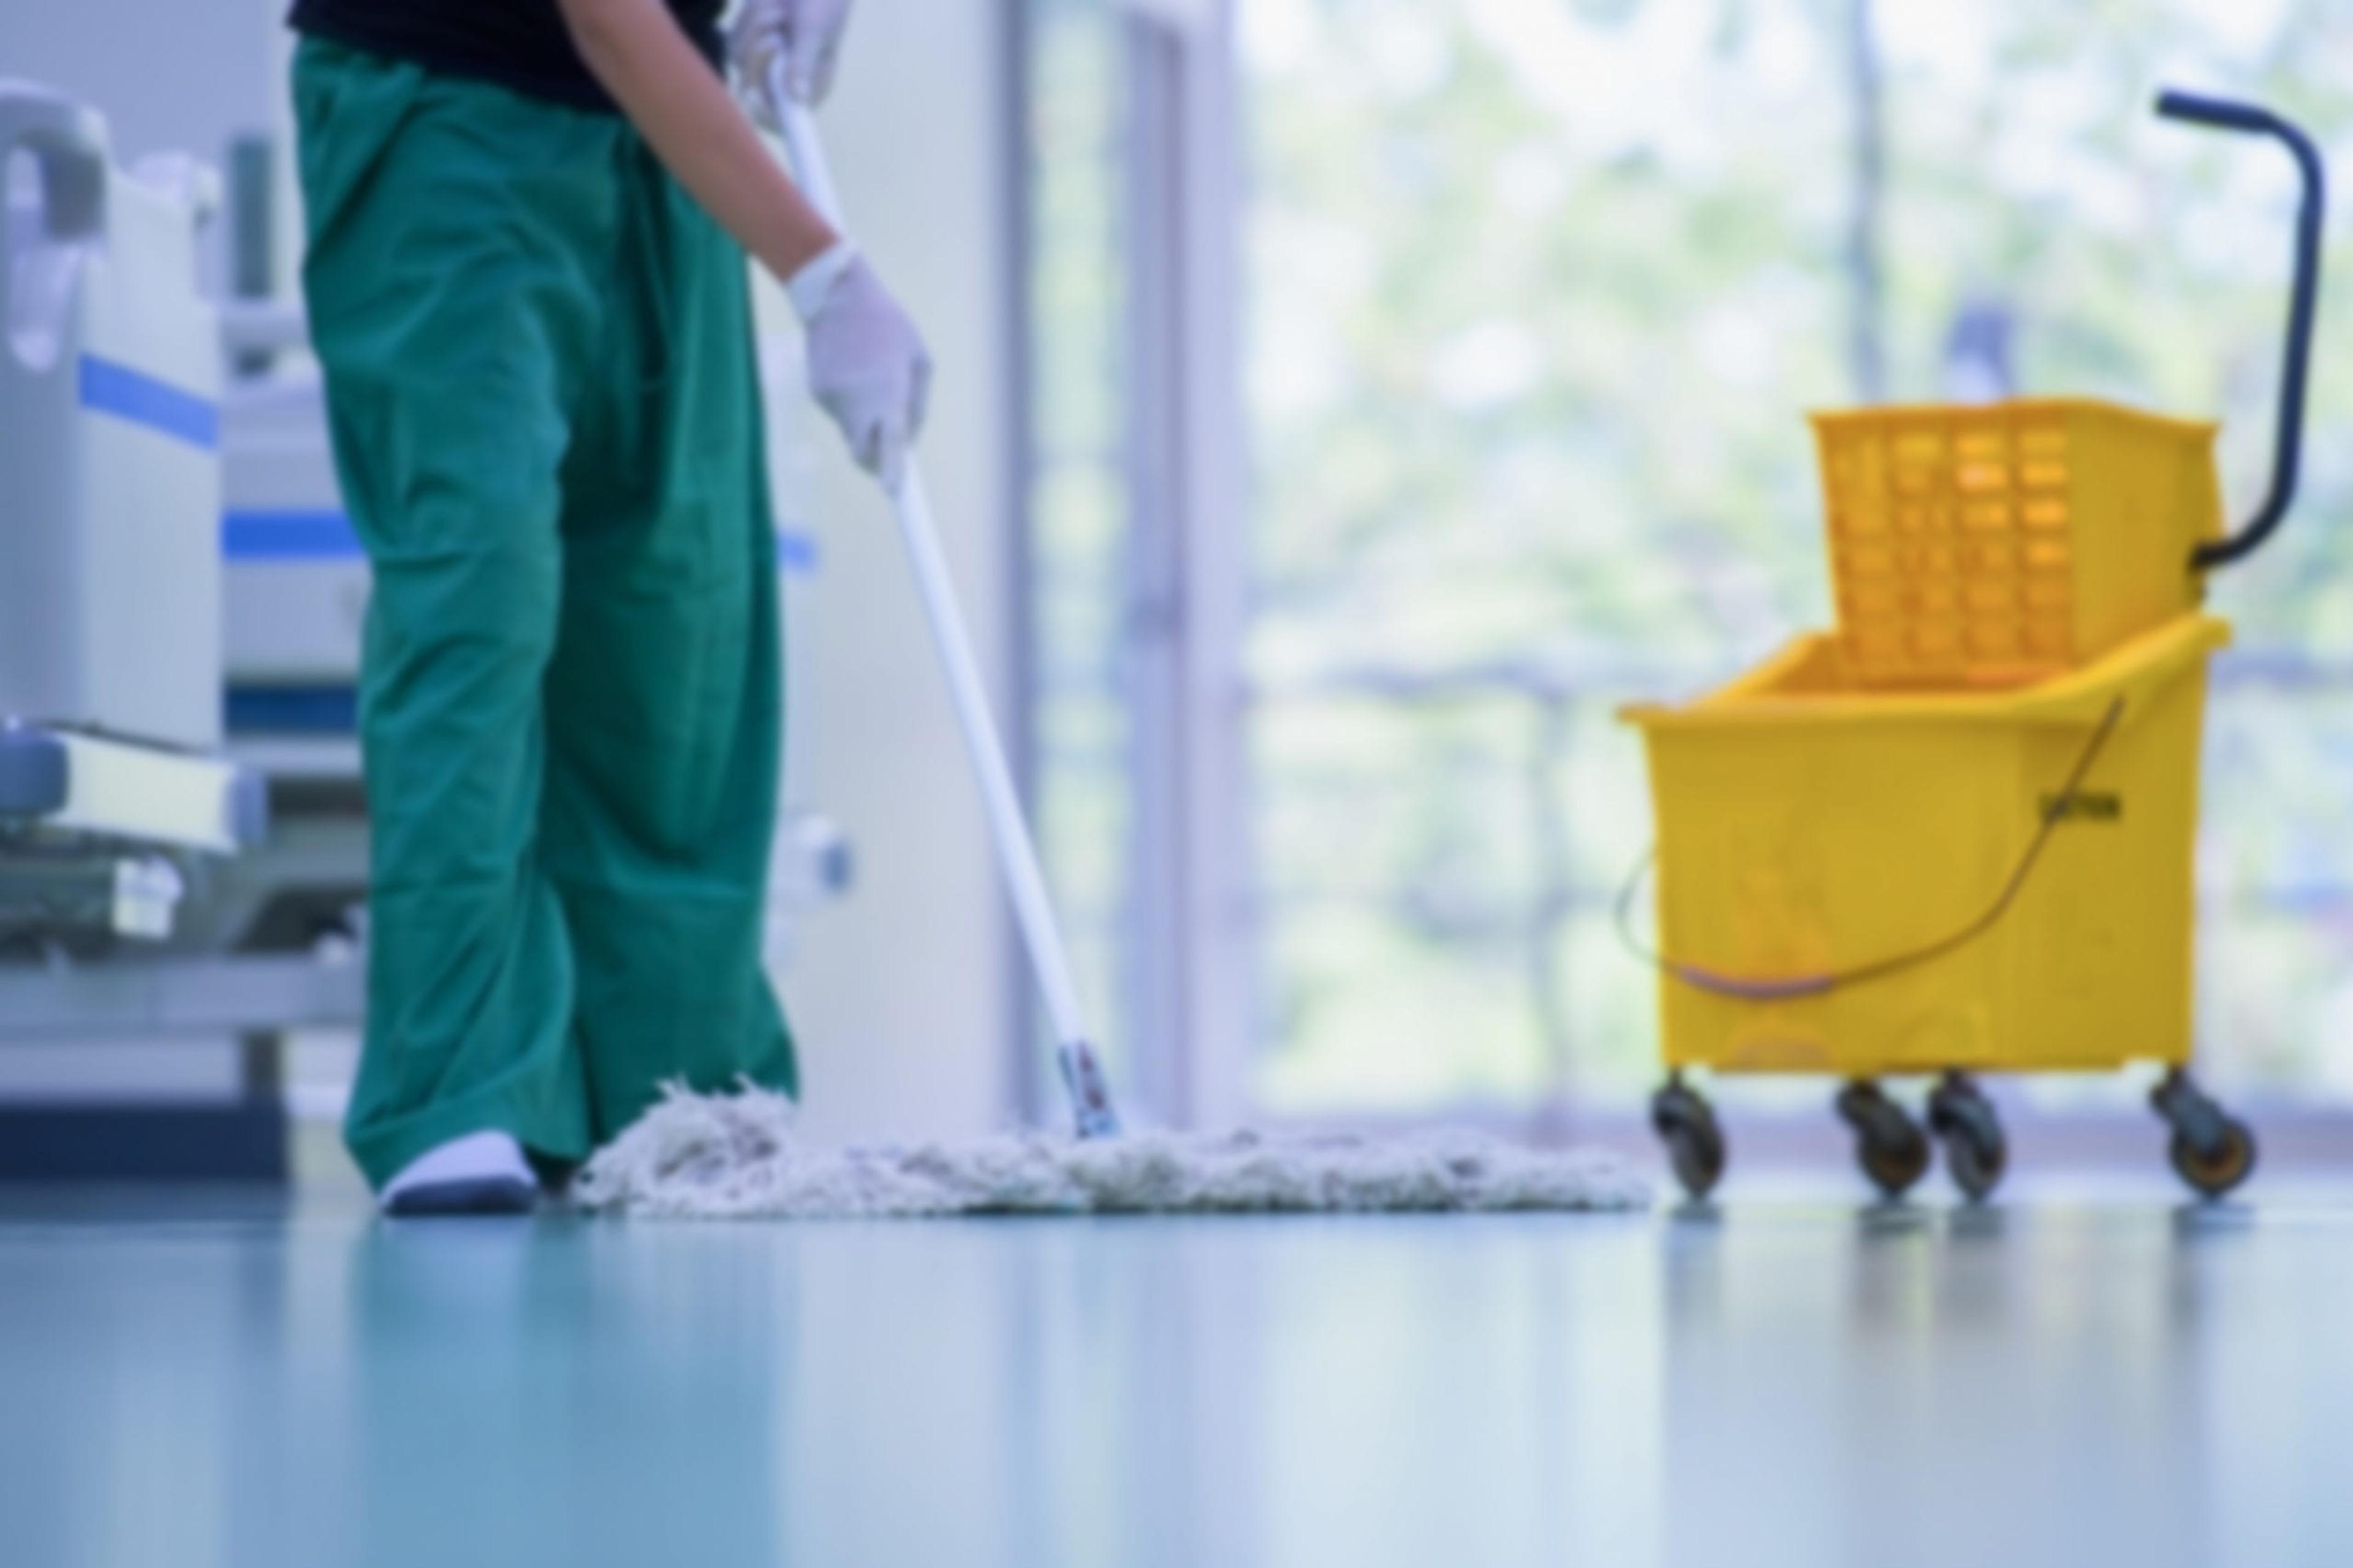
[1665,1118,1726,1201]
[1928,1083,2007,1203]
[1857,1122,1931,1199]
[1653,1086,1726,1201]
[2170,1117,2257,1199]
[1941,1121,2007,1203]
[1838,1084,1930,1200]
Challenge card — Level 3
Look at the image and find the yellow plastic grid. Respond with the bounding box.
[1813,400,2223,689]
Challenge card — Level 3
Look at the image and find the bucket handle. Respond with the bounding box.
[2156,91,2326,572]
[0,84,110,372]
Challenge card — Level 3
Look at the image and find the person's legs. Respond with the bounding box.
[538,137,798,1146]
[295,40,623,1189]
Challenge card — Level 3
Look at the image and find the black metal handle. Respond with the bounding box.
[2156,90,2327,571]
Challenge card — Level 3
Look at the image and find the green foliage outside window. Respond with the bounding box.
[1030,0,2353,1118]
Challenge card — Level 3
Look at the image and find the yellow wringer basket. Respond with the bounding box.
[1816,400,2222,689]
[1621,91,2325,1204]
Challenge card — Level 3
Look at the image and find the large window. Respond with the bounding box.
[1021,0,1148,1112]
[1027,0,2353,1127]
[1241,0,1856,1117]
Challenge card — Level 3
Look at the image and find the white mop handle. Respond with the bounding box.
[771,85,1091,1053]
[882,471,1092,1048]
[771,85,844,243]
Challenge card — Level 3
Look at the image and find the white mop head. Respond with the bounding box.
[571,1083,1651,1218]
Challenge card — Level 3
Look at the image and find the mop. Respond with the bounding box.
[567,79,1646,1219]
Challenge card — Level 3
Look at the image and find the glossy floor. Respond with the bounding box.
[2,1179,2347,1568]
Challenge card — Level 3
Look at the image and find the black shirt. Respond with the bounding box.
[289,0,728,114]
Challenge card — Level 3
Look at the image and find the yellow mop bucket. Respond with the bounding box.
[1624,616,2226,1196]
[1621,90,2325,1203]
[1629,613,2224,1080]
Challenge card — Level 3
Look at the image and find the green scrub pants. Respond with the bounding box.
[294,38,798,1190]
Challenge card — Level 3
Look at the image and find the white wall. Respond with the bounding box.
[765,2,1021,1141]
[1,1,1021,1145]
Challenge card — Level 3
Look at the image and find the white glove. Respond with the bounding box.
[732,0,855,124]
[789,241,933,491]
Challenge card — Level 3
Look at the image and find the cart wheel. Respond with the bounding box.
[1835,1080,1930,1200]
[2150,1069,2258,1200]
[1651,1078,1726,1201]
[2170,1121,2256,1198]
[1927,1072,2007,1203]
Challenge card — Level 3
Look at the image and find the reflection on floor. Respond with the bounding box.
[1,1178,2347,1568]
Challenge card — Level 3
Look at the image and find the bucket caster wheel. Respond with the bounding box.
[2151,1069,2257,1200]
[1927,1072,2007,1203]
[1836,1080,1930,1200]
[1652,1076,1726,1201]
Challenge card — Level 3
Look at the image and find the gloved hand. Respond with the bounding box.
[731,0,855,124]
[789,241,933,490]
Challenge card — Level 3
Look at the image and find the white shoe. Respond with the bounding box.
[379,1130,539,1217]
